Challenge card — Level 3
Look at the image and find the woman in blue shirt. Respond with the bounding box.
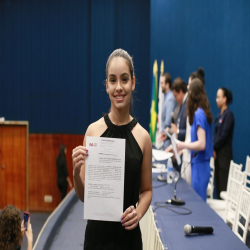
[213,88,234,199]
[177,79,213,201]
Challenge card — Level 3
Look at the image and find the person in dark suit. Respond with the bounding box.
[56,144,72,201]
[169,77,188,142]
[213,88,234,199]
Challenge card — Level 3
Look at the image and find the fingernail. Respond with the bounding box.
[121,220,123,223]
[86,154,89,156]
[121,216,123,219]
[122,224,125,227]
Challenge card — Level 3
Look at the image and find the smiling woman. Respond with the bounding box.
[72,49,152,250]
[105,49,136,115]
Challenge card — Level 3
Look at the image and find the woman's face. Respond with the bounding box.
[106,57,135,110]
[216,89,226,109]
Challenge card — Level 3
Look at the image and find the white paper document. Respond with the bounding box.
[84,136,125,222]
[166,131,181,165]
[152,149,173,161]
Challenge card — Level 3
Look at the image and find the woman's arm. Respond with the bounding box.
[177,126,206,151]
[136,133,153,220]
[66,177,73,188]
[21,219,33,250]
[121,131,152,230]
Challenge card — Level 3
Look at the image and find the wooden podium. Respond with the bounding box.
[0,121,29,210]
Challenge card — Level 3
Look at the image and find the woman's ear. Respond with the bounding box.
[132,76,136,91]
[106,79,109,94]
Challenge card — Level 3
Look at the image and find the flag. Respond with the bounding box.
[157,60,165,132]
[149,60,158,144]
[155,60,165,149]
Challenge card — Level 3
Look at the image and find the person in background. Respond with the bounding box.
[158,73,176,149]
[176,79,213,201]
[72,49,152,249]
[165,78,188,156]
[0,205,33,250]
[213,87,234,199]
[56,144,73,201]
[182,67,205,185]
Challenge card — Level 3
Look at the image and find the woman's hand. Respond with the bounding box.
[176,141,186,151]
[25,218,33,243]
[72,146,88,176]
[21,220,25,238]
[121,205,139,230]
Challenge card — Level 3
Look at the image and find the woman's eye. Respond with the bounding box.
[110,79,116,83]
[122,78,128,82]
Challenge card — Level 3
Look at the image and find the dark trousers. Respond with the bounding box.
[57,179,68,201]
[214,144,233,199]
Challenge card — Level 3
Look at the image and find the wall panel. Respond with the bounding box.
[28,134,83,211]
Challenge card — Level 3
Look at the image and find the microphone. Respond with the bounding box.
[169,158,185,205]
[171,112,175,124]
[184,224,214,235]
[157,164,167,182]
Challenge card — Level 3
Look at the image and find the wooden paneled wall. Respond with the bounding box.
[28,134,84,211]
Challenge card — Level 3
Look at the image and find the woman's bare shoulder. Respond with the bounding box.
[86,117,107,137]
[132,121,151,153]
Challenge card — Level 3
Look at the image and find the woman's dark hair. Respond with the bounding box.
[188,78,213,125]
[0,205,23,250]
[106,48,135,79]
[190,67,205,85]
[57,144,66,160]
[220,87,233,105]
[106,48,135,114]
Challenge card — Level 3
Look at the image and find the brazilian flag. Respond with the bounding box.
[149,60,158,144]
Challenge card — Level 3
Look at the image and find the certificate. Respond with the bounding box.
[84,136,125,221]
[166,131,181,165]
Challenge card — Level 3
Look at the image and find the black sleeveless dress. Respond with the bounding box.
[84,114,143,250]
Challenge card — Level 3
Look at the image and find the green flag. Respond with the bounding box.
[149,60,158,144]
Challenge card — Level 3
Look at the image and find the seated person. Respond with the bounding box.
[0,205,33,250]
[157,73,176,149]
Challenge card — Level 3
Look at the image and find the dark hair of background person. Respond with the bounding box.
[187,78,213,125]
[162,73,172,88]
[57,144,66,161]
[171,77,187,93]
[190,67,205,85]
[0,205,23,250]
[105,48,136,115]
[220,87,233,105]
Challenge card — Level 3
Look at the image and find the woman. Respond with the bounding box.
[56,144,72,201]
[182,67,205,185]
[213,87,234,199]
[72,49,152,249]
[0,205,33,250]
[176,78,213,201]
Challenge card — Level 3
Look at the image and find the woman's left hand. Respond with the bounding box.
[121,205,139,230]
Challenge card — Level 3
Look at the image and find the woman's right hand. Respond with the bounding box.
[72,146,88,176]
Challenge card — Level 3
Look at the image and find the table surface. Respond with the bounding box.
[152,173,249,250]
